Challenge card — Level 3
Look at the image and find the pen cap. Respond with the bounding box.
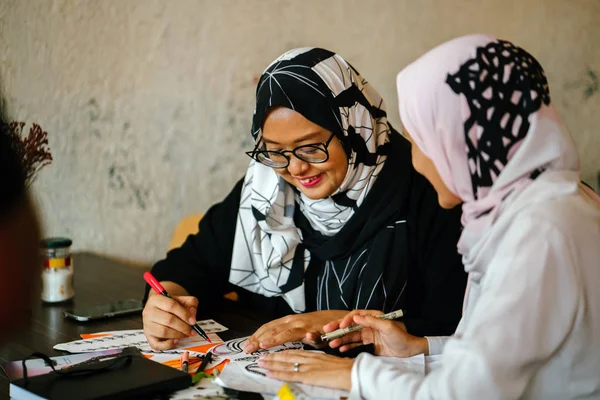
[143,271,166,294]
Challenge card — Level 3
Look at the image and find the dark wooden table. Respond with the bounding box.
[0,252,270,397]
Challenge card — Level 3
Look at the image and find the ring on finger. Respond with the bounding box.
[293,362,300,372]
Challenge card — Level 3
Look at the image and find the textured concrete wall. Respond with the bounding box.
[1,0,599,263]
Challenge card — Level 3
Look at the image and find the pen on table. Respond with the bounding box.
[195,351,212,374]
[180,351,189,373]
[143,271,211,343]
[191,352,213,383]
[320,309,404,342]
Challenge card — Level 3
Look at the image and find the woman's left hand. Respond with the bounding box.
[243,310,348,353]
[258,350,354,391]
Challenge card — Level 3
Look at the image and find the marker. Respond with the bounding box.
[196,351,212,374]
[191,352,213,384]
[320,309,404,342]
[143,271,211,343]
[180,351,189,373]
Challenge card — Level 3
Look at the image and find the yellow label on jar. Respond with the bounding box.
[44,257,72,269]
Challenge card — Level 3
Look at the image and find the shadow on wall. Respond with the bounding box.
[0,81,8,125]
[80,250,150,270]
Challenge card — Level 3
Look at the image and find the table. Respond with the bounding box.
[0,252,271,397]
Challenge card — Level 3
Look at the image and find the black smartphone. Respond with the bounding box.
[64,299,144,322]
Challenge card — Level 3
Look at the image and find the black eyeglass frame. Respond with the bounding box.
[245,132,336,168]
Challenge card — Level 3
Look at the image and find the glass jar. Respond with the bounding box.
[40,237,74,303]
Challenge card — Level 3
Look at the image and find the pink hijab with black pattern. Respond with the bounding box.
[396,34,600,254]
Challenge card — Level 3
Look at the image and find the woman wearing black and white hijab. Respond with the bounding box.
[142,48,466,352]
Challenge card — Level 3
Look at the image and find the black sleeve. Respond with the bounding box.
[403,172,467,337]
[143,178,244,305]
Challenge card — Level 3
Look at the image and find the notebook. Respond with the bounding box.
[4,348,191,400]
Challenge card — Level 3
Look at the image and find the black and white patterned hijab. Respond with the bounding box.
[230,48,391,312]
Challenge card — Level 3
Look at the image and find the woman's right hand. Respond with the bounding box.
[323,310,429,358]
[142,291,199,350]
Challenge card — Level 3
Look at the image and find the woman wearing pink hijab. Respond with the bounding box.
[260,34,600,399]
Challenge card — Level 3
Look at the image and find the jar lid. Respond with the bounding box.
[40,237,73,249]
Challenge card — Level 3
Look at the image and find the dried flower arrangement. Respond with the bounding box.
[6,122,53,187]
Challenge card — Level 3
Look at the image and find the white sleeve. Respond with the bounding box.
[350,220,579,399]
[424,336,448,355]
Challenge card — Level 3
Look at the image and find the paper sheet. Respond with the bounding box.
[54,330,222,354]
[209,336,304,378]
[216,361,349,400]
[146,353,225,373]
[79,319,228,340]
[167,377,229,399]
[207,337,348,399]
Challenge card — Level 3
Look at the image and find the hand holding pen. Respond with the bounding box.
[322,309,429,357]
[142,272,211,350]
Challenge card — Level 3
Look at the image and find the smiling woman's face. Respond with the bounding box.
[261,107,348,200]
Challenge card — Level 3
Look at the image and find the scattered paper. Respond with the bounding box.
[79,319,228,340]
[209,336,304,378]
[216,361,349,400]
[146,353,225,373]
[167,377,228,399]
[208,337,347,399]
[51,327,350,400]
[54,330,222,355]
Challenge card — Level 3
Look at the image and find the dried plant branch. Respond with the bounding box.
[7,122,53,187]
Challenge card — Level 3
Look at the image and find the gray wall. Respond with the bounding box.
[1,0,598,263]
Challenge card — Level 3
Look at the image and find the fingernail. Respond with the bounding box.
[259,354,266,360]
[188,317,196,325]
[173,339,179,345]
[257,360,264,367]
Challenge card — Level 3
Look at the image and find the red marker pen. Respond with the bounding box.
[143,271,211,343]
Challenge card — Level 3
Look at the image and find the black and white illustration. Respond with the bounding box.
[210,337,304,378]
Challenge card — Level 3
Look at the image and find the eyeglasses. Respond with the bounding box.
[246,132,335,169]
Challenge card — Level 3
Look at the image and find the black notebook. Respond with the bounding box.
[7,349,191,400]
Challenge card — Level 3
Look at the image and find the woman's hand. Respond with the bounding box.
[142,289,199,350]
[324,310,429,357]
[243,310,348,353]
[259,350,354,391]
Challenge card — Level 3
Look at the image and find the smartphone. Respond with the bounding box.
[64,299,144,322]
